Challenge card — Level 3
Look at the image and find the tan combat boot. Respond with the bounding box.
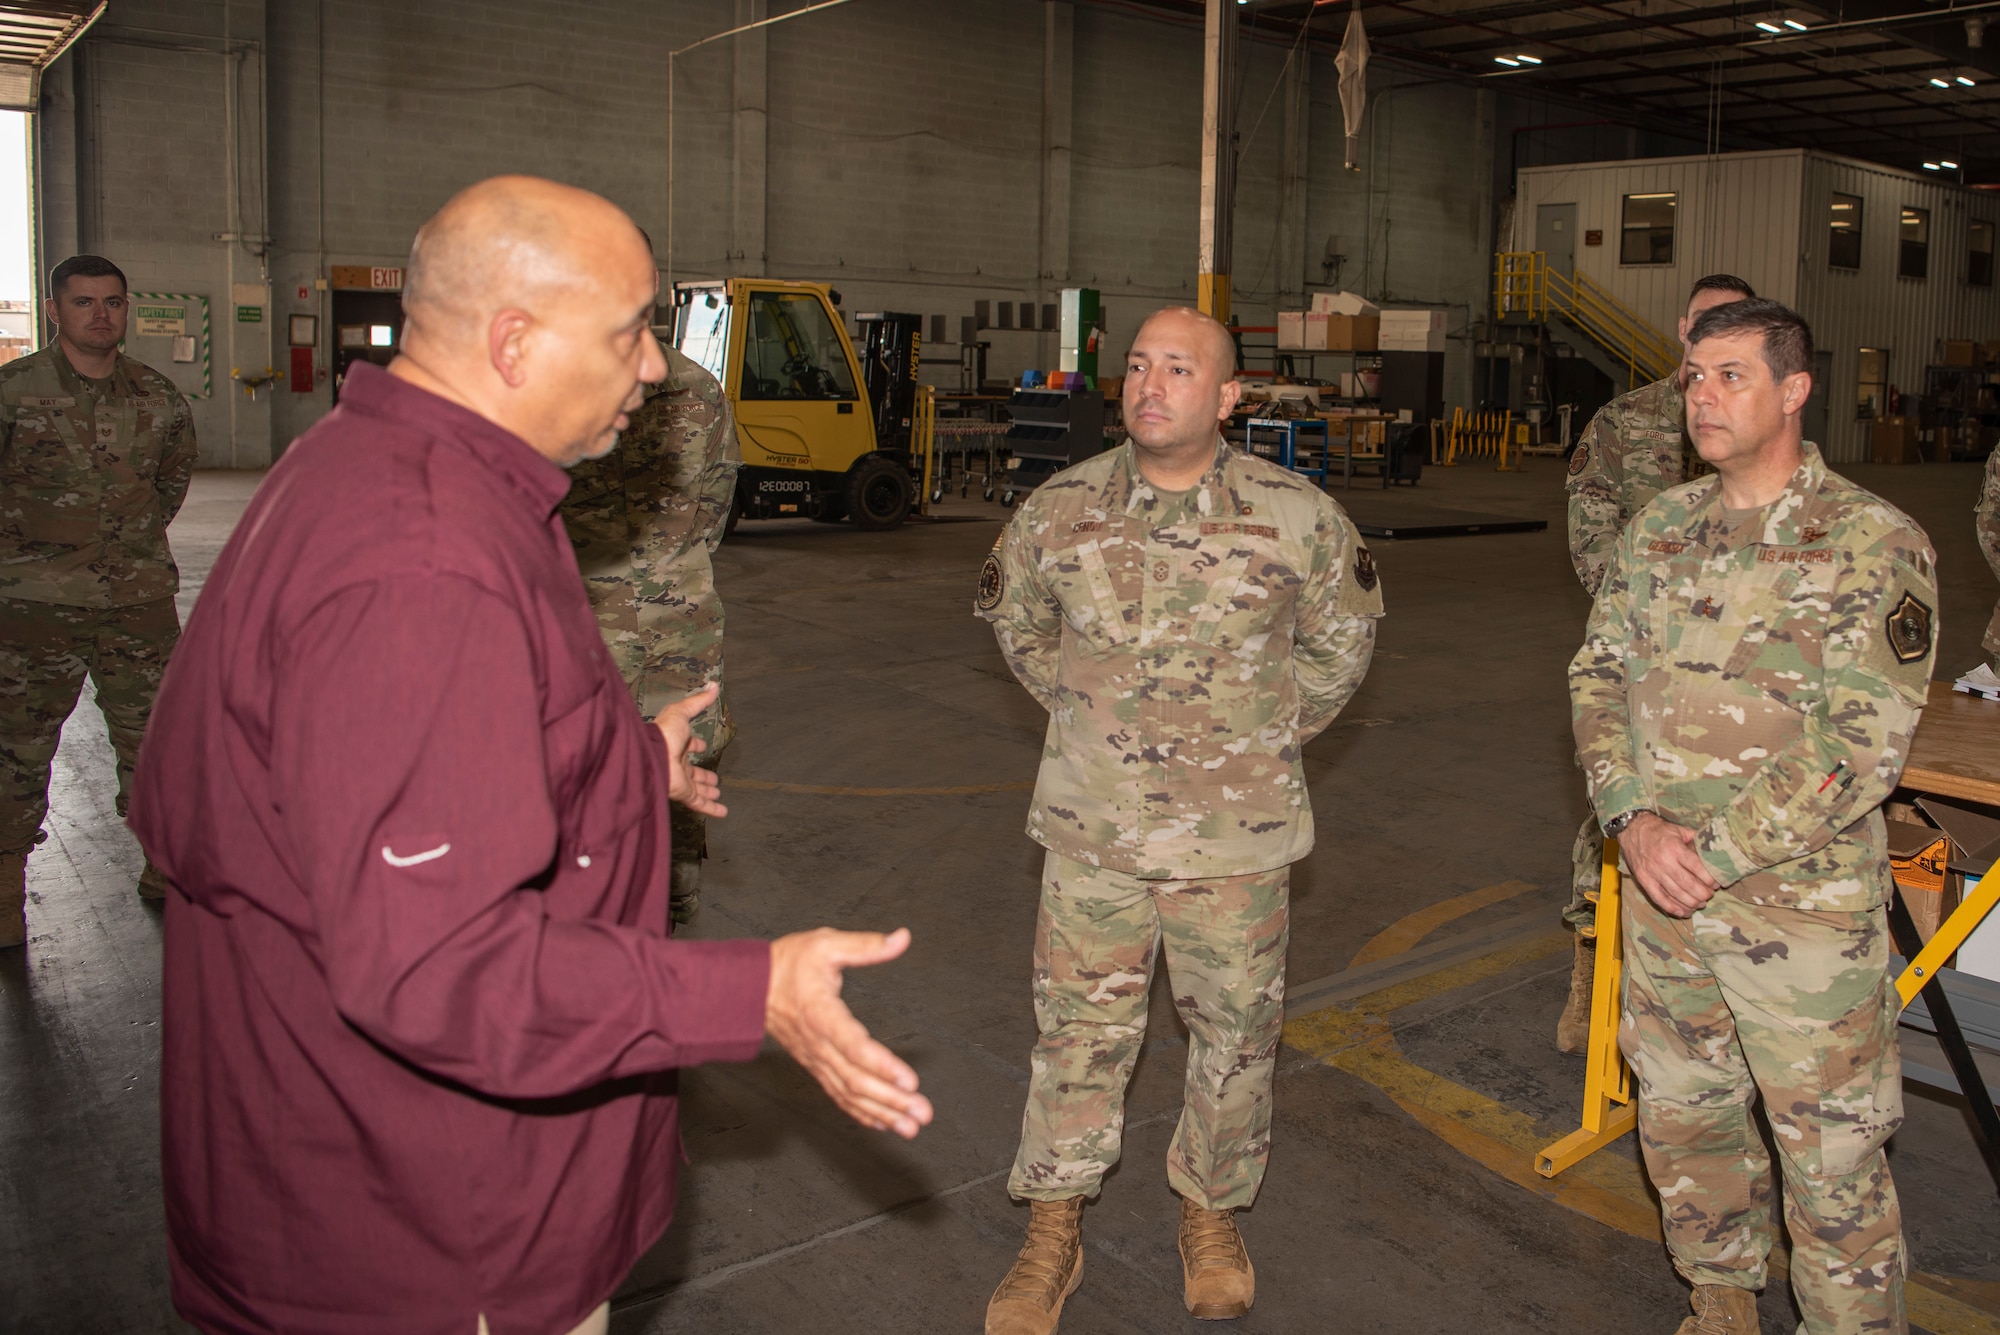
[1675,1284,1760,1333]
[1179,1197,1254,1320]
[985,1197,1085,1335]
[1,850,26,948]
[1555,933,1596,1054]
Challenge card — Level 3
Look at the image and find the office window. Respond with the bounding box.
[1899,207,1929,280]
[1620,193,1676,265]
[1857,348,1888,420]
[1972,220,1995,288]
[1828,194,1862,269]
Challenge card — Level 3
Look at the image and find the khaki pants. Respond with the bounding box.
[477,1302,608,1335]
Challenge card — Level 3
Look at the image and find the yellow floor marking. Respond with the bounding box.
[729,777,1035,797]
[1348,879,1539,967]
[1285,905,2000,1330]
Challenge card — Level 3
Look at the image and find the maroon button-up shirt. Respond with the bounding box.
[130,363,771,1335]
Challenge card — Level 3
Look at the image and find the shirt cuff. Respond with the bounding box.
[1696,818,1755,889]
[1591,770,1649,831]
[654,937,772,1067]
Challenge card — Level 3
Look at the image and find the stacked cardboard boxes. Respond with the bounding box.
[1380,309,1446,353]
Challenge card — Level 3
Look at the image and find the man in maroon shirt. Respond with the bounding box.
[129,176,932,1335]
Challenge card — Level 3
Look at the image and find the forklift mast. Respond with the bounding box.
[854,311,923,456]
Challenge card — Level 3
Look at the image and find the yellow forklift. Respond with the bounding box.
[671,279,922,531]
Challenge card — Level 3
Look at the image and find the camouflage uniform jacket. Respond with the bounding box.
[1979,443,2000,655]
[1570,442,1938,912]
[0,342,198,607]
[1566,372,1711,597]
[561,346,741,750]
[977,439,1384,879]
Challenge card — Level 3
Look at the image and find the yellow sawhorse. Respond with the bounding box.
[1536,840,2000,1182]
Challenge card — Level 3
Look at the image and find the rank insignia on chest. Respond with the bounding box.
[1799,526,1829,544]
[977,553,1005,611]
[1353,546,1378,592]
[1886,591,1933,664]
[1568,443,1589,476]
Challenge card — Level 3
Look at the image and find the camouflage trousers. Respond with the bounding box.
[668,759,717,926]
[0,596,180,856]
[1008,851,1289,1211]
[1566,812,1603,933]
[1622,886,1905,1335]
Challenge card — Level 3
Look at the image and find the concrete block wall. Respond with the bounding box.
[37,0,1518,464]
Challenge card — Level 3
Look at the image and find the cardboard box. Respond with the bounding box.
[1889,818,1955,944]
[1981,339,2000,369]
[1942,339,1977,367]
[1326,314,1378,352]
[1277,311,1310,350]
[1312,291,1379,316]
[1914,797,2000,983]
[1869,415,1920,464]
[1379,309,1446,334]
[1381,332,1446,353]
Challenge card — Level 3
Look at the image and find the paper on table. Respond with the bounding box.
[1953,662,2000,701]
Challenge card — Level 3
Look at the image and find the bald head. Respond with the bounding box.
[390,175,666,466]
[1135,306,1236,374]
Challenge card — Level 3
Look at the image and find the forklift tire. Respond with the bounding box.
[811,498,847,524]
[847,456,913,531]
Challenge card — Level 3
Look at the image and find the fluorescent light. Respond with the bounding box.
[1924,161,1942,170]
[1755,20,1783,32]
[1784,18,1808,29]
[1957,75,1976,86]
[1517,54,1542,64]
[1931,77,1951,88]
[1942,159,1959,168]
[1495,55,1520,66]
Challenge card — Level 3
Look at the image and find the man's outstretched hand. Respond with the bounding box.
[652,683,726,817]
[766,927,934,1140]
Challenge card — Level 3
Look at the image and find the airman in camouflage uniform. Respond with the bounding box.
[1572,299,1930,1335]
[1,256,198,945]
[559,343,739,924]
[978,306,1382,1335]
[1557,274,1755,1054]
[1978,441,2000,668]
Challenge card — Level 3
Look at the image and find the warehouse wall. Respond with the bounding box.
[37,0,1508,466]
[1510,148,2000,464]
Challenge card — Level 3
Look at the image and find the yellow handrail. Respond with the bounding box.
[1494,252,1679,389]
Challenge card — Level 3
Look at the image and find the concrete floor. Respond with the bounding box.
[5,456,2000,1334]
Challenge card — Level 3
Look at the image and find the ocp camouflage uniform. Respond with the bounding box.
[1570,442,1934,1334]
[1978,443,2000,667]
[1,342,197,870]
[977,438,1382,1209]
[1563,373,1711,932]
[559,346,740,921]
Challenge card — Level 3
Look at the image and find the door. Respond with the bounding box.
[330,290,404,402]
[731,286,873,473]
[1537,203,1577,276]
[1802,349,1833,447]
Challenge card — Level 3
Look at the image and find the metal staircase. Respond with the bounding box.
[1494,252,1679,391]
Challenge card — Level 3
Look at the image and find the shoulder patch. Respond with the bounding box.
[1885,591,1933,664]
[1353,546,1378,593]
[976,552,1005,612]
[1568,443,1589,477]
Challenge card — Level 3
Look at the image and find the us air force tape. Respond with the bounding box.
[1886,590,1933,664]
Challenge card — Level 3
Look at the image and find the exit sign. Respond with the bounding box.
[330,265,405,291]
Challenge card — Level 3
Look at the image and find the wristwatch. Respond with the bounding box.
[1603,810,1648,839]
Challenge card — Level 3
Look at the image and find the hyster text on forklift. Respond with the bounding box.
[671,279,924,532]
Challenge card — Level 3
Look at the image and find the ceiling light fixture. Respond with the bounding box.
[1755,19,1784,32]
[1957,75,1976,86]
[1930,77,1952,88]
[1517,54,1542,64]
[1924,161,1942,170]
[1495,55,1520,66]
[1783,17,1808,29]
[1942,159,1960,169]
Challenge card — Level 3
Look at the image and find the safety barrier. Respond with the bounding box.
[1493,252,1679,390]
[1444,406,1518,471]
